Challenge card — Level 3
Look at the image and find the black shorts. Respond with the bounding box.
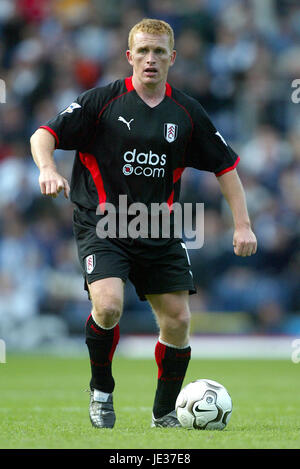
[73,208,196,301]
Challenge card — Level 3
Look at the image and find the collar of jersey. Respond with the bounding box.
[125,76,172,97]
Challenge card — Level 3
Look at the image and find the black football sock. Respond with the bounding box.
[153,339,191,419]
[85,314,120,393]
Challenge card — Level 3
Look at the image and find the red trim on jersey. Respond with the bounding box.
[167,190,174,210]
[125,76,135,92]
[96,92,130,123]
[155,341,167,379]
[39,125,59,148]
[85,313,92,327]
[215,156,240,177]
[125,76,172,97]
[168,97,194,134]
[166,96,194,170]
[96,78,136,123]
[167,167,185,211]
[79,152,107,209]
[165,82,172,97]
[108,324,120,362]
[173,167,185,184]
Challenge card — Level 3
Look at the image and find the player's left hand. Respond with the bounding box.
[233,227,257,257]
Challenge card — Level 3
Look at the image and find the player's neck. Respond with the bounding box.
[132,76,166,108]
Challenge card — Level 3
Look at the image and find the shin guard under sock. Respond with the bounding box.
[85,314,120,393]
[153,340,191,419]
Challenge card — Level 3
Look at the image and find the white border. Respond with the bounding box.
[117,335,300,360]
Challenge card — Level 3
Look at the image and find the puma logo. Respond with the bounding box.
[118,116,134,130]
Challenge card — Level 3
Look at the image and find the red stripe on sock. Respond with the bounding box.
[108,324,120,362]
[176,351,191,358]
[160,375,185,382]
[155,341,167,379]
[90,324,106,335]
[90,359,110,367]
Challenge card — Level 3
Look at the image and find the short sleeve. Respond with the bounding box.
[39,89,99,151]
[185,100,240,176]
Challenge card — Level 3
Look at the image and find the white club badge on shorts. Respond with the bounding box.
[85,254,96,274]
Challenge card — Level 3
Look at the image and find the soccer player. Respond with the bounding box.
[30,19,257,429]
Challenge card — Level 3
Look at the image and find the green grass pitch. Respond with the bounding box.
[0,354,299,449]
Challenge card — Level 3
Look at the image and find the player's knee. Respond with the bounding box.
[92,298,123,328]
[177,312,191,333]
[167,309,191,334]
[160,311,190,347]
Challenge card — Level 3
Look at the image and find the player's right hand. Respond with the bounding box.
[39,166,70,199]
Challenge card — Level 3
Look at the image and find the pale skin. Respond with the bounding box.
[30,31,257,347]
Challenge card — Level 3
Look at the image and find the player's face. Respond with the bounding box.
[126,32,176,87]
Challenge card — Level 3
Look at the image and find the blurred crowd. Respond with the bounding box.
[0,0,300,340]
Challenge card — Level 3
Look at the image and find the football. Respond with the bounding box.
[175,379,232,430]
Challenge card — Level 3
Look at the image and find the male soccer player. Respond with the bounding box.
[30,19,257,429]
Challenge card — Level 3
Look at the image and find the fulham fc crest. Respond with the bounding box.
[85,254,96,274]
[164,123,178,143]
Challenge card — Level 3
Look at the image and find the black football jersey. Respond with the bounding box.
[40,76,239,215]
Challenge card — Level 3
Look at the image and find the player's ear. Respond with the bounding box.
[170,50,176,67]
[126,50,133,66]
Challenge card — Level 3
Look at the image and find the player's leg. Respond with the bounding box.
[73,210,131,428]
[149,290,191,347]
[128,239,195,427]
[85,277,124,428]
[87,277,124,391]
[146,291,192,427]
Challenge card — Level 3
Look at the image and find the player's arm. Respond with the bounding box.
[184,99,257,257]
[30,128,70,199]
[216,169,257,257]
